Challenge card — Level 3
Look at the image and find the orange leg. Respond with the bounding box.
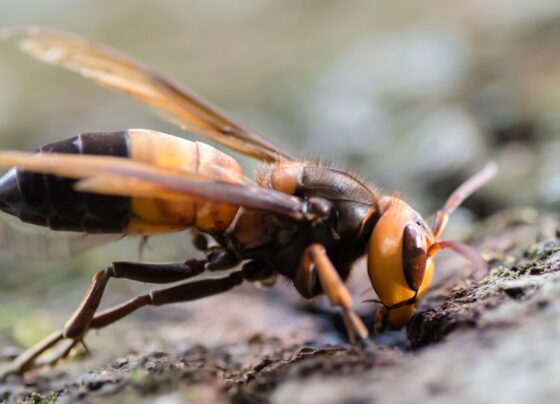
[296,244,371,347]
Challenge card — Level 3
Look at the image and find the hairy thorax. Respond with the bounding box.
[225,161,380,287]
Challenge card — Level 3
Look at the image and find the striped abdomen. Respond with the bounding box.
[0,129,243,234]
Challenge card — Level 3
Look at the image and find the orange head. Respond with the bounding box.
[366,163,497,329]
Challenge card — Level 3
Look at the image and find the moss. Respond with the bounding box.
[22,392,58,404]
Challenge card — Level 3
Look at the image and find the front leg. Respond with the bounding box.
[294,243,371,347]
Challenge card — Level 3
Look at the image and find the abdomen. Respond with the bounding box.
[0,129,243,234]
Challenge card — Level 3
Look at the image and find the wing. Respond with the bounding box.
[1,26,294,163]
[0,151,319,221]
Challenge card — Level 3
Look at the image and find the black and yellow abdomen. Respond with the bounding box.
[0,129,243,234]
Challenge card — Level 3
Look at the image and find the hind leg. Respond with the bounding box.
[0,257,237,378]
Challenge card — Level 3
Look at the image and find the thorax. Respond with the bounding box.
[225,161,379,280]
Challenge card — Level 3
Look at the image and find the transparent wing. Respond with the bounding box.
[1,25,294,162]
[0,213,119,260]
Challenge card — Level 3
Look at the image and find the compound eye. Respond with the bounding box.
[402,224,427,291]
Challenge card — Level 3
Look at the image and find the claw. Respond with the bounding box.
[79,339,90,355]
[348,336,376,364]
[37,339,82,369]
[0,361,23,380]
[357,336,376,356]
[0,331,80,379]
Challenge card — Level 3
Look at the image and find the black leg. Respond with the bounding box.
[90,272,244,329]
[0,257,236,378]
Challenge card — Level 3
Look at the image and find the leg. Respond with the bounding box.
[0,258,223,377]
[295,243,371,347]
[64,259,207,339]
[190,229,240,271]
[90,272,244,329]
[191,229,209,251]
[5,272,245,377]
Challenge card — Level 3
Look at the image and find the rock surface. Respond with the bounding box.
[1,208,560,404]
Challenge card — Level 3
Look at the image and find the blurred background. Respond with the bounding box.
[1,0,560,364]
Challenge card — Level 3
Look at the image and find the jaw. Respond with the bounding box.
[387,304,416,329]
[375,303,416,332]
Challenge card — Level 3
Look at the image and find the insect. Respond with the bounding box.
[0,26,496,377]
